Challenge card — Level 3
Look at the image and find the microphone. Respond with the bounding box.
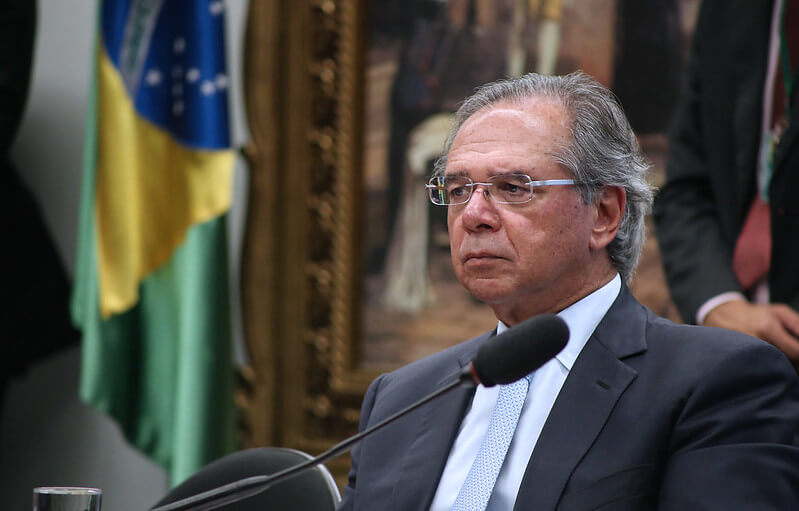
[151,314,569,511]
[465,313,569,387]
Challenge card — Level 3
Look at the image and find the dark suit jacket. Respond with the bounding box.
[654,0,799,322]
[0,0,79,409]
[339,286,799,510]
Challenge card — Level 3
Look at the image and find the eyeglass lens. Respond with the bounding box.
[428,174,533,205]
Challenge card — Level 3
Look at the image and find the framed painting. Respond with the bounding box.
[239,0,698,479]
[359,0,620,373]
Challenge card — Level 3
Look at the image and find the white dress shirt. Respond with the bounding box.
[429,274,622,510]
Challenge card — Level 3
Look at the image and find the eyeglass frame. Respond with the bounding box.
[425,173,579,206]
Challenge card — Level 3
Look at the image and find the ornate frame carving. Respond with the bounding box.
[240,0,374,478]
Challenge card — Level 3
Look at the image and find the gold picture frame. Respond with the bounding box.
[239,0,375,479]
[238,0,690,481]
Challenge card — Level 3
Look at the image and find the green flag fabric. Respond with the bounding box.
[71,0,237,485]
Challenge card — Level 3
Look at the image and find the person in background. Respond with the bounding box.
[0,0,79,414]
[654,0,799,367]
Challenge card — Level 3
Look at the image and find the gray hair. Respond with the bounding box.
[433,71,653,282]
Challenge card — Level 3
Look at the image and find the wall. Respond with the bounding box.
[0,1,251,509]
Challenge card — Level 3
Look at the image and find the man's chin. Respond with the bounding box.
[463,280,513,305]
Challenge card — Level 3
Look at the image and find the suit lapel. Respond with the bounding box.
[731,7,770,217]
[732,57,766,212]
[771,0,799,180]
[513,286,646,511]
[388,333,489,511]
[752,0,799,192]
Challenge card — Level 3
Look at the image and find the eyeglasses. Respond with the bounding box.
[425,174,577,206]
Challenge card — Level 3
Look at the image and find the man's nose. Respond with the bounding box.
[460,184,500,231]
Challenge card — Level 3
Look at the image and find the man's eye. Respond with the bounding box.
[448,185,468,198]
[497,181,524,195]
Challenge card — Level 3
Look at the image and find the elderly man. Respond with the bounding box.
[339,72,799,510]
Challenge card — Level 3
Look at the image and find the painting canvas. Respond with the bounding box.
[358,0,701,370]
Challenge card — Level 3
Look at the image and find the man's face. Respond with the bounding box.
[445,99,605,324]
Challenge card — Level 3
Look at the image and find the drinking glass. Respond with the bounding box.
[32,487,102,511]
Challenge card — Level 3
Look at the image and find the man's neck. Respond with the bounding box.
[491,267,618,326]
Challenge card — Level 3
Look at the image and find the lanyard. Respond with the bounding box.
[779,0,799,114]
[761,0,798,201]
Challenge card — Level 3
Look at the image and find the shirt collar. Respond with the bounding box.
[496,274,621,371]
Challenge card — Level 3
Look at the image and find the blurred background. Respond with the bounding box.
[0,1,250,509]
[0,1,703,510]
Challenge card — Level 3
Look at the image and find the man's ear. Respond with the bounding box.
[589,186,626,251]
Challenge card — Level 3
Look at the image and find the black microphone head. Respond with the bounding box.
[472,314,569,387]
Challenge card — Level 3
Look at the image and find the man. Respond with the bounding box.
[654,0,799,365]
[339,72,799,510]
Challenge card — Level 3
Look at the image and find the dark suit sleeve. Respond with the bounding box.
[658,340,799,510]
[338,374,384,510]
[0,0,35,156]
[652,0,744,323]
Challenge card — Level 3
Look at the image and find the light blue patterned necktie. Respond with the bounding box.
[450,374,533,511]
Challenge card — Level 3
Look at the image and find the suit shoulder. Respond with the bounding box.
[643,313,796,378]
[374,332,489,402]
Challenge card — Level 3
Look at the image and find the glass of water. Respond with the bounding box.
[33,487,102,511]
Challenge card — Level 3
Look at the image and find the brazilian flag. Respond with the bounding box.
[72,0,237,485]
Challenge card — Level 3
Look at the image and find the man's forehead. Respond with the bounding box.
[452,99,571,150]
[444,98,571,173]
[464,97,569,128]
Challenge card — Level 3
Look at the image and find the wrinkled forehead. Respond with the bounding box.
[434,96,573,177]
[458,95,566,139]
[444,99,572,172]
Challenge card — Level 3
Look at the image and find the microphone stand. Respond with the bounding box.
[151,372,475,511]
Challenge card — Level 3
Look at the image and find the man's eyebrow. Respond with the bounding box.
[444,169,539,179]
[486,169,535,178]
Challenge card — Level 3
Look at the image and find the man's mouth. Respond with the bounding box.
[463,252,505,263]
